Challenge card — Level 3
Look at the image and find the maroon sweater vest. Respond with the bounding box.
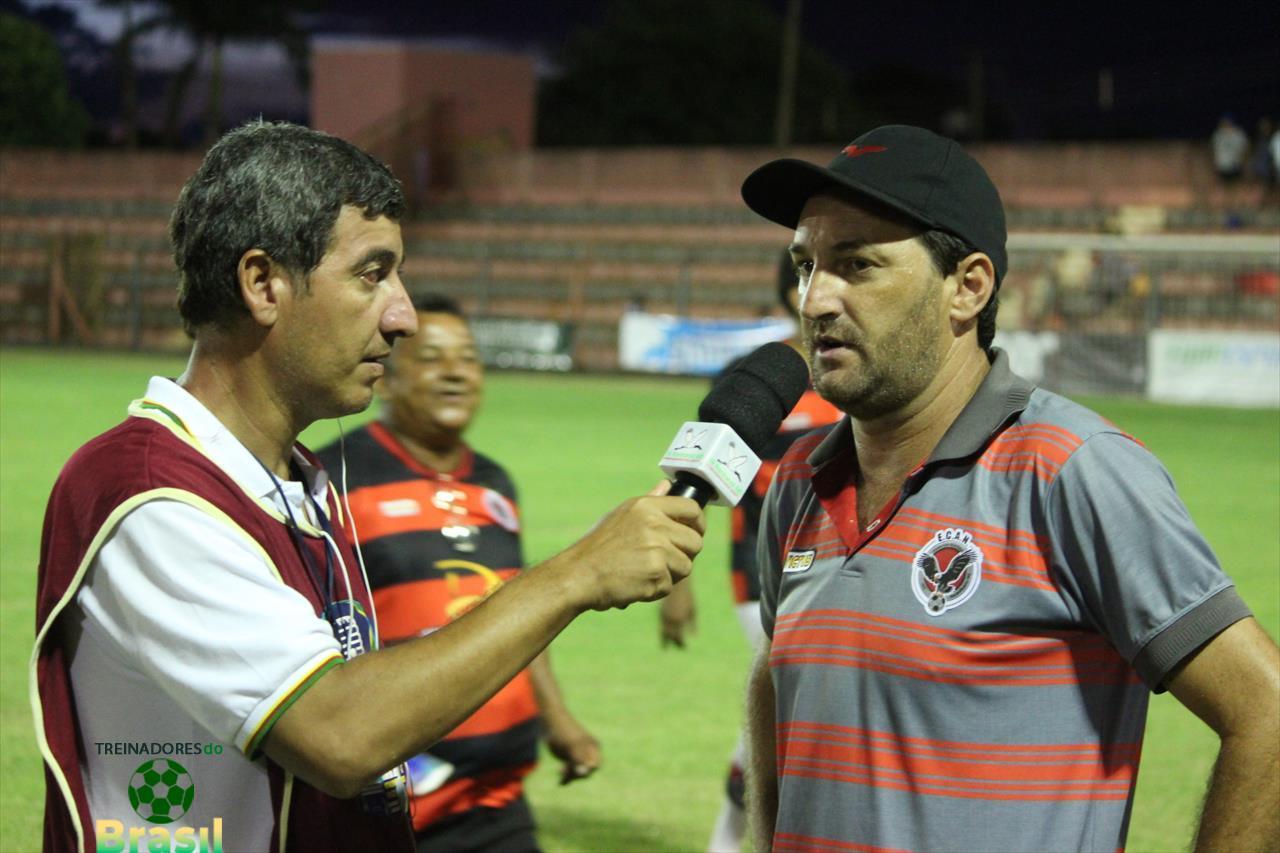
[34,412,414,852]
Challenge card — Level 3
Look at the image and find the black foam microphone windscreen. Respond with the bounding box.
[698,342,810,454]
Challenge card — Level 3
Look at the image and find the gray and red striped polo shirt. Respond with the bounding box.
[759,350,1250,853]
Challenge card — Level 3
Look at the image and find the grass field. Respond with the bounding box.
[1,346,1276,852]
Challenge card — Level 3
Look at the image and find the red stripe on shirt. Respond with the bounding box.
[780,763,1132,801]
[896,507,1049,553]
[777,723,1137,801]
[374,570,539,738]
[771,610,1136,687]
[775,433,829,483]
[773,831,910,853]
[970,423,1085,482]
[374,571,519,640]
[344,479,510,542]
[861,529,1055,591]
[368,420,475,480]
[782,514,844,562]
[410,762,535,831]
[997,423,1085,454]
[774,609,1128,654]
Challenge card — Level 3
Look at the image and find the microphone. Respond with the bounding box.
[659,342,810,507]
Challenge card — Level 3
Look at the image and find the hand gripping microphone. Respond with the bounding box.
[659,342,810,507]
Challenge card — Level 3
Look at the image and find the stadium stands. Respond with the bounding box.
[2,144,1276,371]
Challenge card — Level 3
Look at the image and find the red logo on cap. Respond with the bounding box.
[842,144,887,158]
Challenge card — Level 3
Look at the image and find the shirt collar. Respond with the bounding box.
[141,377,330,510]
[807,348,1035,473]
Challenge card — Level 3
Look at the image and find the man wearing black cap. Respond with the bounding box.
[739,125,1279,852]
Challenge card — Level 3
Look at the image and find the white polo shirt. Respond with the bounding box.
[64,377,347,849]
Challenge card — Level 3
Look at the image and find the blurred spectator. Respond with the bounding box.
[1272,123,1280,179]
[317,296,601,853]
[1050,247,1096,324]
[1261,118,1280,205]
[1249,118,1276,186]
[1211,115,1249,184]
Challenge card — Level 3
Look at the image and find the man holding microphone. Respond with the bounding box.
[34,121,703,852]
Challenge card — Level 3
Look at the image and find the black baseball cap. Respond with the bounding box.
[741,125,1007,285]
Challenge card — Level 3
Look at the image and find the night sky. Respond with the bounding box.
[312,0,1280,138]
[13,0,1280,142]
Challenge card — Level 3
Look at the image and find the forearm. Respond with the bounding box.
[528,647,602,784]
[349,562,583,758]
[1165,618,1280,853]
[528,650,574,727]
[265,487,703,797]
[745,642,778,853]
[265,555,586,794]
[1194,731,1280,852]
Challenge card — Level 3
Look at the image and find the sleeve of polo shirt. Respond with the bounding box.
[78,498,345,753]
[1045,431,1252,691]
[757,478,786,639]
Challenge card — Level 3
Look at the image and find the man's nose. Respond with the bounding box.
[800,268,842,320]
[382,275,418,338]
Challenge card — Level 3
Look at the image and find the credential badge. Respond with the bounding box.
[911,528,983,616]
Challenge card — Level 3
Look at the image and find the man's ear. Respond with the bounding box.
[949,252,996,327]
[238,249,289,328]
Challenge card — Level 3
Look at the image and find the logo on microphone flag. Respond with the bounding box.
[659,421,761,507]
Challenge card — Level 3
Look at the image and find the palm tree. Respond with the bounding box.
[105,0,320,146]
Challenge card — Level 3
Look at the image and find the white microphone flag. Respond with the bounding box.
[658,421,762,507]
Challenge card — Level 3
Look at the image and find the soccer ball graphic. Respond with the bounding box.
[128,758,195,824]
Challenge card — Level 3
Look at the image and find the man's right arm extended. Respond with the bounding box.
[745,639,777,852]
[264,487,704,797]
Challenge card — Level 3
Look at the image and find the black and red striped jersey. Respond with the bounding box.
[317,422,538,833]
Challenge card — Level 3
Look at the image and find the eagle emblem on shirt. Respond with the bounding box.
[911,527,983,616]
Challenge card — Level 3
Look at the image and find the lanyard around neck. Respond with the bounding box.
[258,457,340,608]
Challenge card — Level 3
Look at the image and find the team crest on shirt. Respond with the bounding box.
[911,528,983,616]
[482,489,520,532]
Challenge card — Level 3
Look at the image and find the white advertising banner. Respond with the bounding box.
[618,312,796,376]
[469,316,573,371]
[992,330,1061,385]
[1148,330,1280,407]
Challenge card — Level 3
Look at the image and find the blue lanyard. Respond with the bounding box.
[257,456,379,661]
[259,459,338,607]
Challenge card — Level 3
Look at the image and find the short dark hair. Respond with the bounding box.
[412,293,465,317]
[170,120,405,335]
[776,250,799,318]
[918,229,999,351]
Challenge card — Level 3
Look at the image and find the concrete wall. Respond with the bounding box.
[0,141,1269,214]
[447,141,1267,209]
[310,38,536,152]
